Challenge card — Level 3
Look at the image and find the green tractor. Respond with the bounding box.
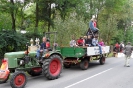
[0,32,63,88]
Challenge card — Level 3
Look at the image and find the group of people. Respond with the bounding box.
[70,36,104,47]
[113,41,133,67]
[70,16,103,54]
[113,42,125,53]
[69,35,104,54]
[36,37,50,60]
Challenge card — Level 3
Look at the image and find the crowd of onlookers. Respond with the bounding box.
[113,42,125,53]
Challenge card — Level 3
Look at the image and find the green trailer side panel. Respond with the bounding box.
[74,48,86,57]
[60,47,85,57]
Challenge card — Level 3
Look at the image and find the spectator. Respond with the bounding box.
[124,42,133,67]
[114,42,120,53]
[120,42,124,52]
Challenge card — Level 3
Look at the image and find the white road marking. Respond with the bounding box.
[64,68,113,88]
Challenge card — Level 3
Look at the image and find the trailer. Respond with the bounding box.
[58,46,110,69]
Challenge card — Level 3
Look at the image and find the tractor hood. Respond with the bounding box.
[4,51,36,59]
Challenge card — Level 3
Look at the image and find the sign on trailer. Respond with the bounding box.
[87,46,110,56]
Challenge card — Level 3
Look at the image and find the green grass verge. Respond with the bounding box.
[108,52,113,57]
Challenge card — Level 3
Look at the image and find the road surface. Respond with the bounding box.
[0,57,133,88]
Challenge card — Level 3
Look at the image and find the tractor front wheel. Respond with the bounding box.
[27,67,42,76]
[42,54,63,80]
[80,59,89,70]
[10,71,27,88]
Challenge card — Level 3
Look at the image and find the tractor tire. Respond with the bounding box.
[80,59,89,70]
[64,63,71,68]
[42,54,63,80]
[0,74,9,84]
[10,71,27,88]
[27,67,42,76]
[99,55,105,65]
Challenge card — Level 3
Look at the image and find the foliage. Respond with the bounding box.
[98,14,118,45]
[0,30,27,56]
[54,15,87,46]
[0,0,133,55]
[0,30,43,56]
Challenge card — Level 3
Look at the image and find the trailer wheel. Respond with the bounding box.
[100,56,105,65]
[42,54,63,80]
[64,63,71,68]
[27,67,42,76]
[10,71,27,88]
[80,59,89,70]
[0,74,9,84]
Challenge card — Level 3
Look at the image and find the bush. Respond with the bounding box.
[0,30,43,57]
[0,30,27,56]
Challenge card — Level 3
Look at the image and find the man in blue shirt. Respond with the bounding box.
[36,37,47,59]
[89,18,99,32]
[92,36,102,54]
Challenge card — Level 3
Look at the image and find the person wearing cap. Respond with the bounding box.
[89,17,99,33]
[124,42,133,67]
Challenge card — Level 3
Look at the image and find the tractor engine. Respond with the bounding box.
[20,56,30,66]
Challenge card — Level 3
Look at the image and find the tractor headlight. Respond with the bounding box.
[20,60,24,66]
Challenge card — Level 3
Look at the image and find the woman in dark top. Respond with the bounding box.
[85,35,92,47]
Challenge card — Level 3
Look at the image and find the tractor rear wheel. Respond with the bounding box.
[99,55,105,65]
[10,71,27,88]
[42,54,63,80]
[27,67,42,76]
[80,59,89,70]
[0,74,9,84]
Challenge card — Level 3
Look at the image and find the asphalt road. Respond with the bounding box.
[0,57,133,88]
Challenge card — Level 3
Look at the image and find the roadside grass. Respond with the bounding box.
[108,52,113,57]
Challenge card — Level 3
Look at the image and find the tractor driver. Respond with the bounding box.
[36,37,47,59]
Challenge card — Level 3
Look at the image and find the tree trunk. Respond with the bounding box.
[90,0,93,19]
[10,0,16,32]
[48,3,51,32]
[35,0,39,33]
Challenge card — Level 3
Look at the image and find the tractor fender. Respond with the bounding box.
[43,52,63,60]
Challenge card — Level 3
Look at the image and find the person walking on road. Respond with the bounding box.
[124,42,133,67]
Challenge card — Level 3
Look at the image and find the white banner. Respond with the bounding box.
[87,46,110,56]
